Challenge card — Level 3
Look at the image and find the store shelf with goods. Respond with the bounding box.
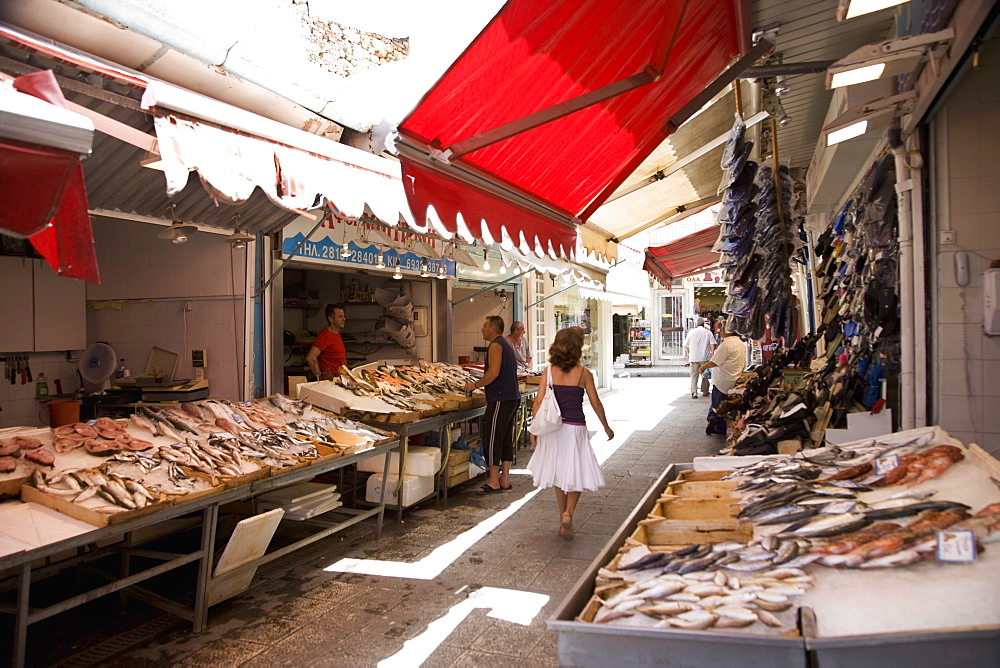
[627,316,652,367]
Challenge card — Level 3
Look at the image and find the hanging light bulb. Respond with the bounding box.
[482,249,491,271]
[499,262,507,274]
[376,251,385,268]
[420,259,430,277]
[774,76,790,97]
[392,260,402,280]
[340,227,353,258]
[437,263,447,279]
[779,115,792,128]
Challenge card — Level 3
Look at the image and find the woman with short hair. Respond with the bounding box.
[528,327,614,541]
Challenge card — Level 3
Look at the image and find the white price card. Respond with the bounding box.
[874,454,900,475]
[86,419,98,425]
[211,432,237,440]
[936,530,977,563]
[821,500,857,515]
[231,413,246,424]
[239,402,253,407]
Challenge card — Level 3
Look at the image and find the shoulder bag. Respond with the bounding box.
[528,367,563,436]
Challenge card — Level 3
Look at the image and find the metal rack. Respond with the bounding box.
[0,439,398,668]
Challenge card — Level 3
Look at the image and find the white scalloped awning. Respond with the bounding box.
[141,81,420,230]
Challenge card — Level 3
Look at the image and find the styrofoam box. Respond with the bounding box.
[357,446,441,477]
[365,473,434,507]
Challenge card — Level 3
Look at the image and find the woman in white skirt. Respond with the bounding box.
[528,327,615,541]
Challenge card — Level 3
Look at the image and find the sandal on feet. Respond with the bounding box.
[500,483,512,491]
[474,484,503,495]
[560,516,575,542]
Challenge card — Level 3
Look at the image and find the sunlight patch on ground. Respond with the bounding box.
[325,488,542,579]
[378,586,549,668]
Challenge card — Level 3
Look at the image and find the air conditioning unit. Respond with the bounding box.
[985,268,1000,336]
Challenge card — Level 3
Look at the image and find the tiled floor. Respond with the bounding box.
[21,375,725,667]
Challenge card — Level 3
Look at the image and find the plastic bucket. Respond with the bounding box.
[39,399,81,428]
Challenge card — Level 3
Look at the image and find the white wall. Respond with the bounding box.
[931,36,1000,457]
[451,285,517,364]
[87,218,248,401]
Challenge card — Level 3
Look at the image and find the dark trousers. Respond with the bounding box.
[706,386,727,434]
[482,399,519,466]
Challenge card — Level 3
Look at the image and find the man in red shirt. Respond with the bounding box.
[306,303,347,380]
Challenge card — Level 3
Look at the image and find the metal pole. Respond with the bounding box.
[526,284,577,309]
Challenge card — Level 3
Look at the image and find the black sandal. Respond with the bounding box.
[475,484,502,495]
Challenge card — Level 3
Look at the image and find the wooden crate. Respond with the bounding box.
[675,469,731,482]
[663,479,740,499]
[447,449,470,466]
[447,468,470,488]
[649,497,738,520]
[636,516,751,547]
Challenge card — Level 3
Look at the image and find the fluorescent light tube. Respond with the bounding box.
[844,0,908,20]
[830,63,886,88]
[827,120,868,145]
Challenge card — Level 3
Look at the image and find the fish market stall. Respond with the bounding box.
[0,394,399,668]
[549,426,1000,667]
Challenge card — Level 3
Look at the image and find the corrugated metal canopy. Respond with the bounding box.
[582,0,897,249]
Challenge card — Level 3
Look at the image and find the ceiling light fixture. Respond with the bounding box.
[822,90,917,145]
[778,115,792,128]
[420,259,430,277]
[482,250,491,271]
[773,77,790,97]
[226,230,255,249]
[437,263,447,279]
[826,120,868,145]
[376,251,386,268]
[392,261,402,280]
[825,29,954,89]
[157,205,197,244]
[837,0,908,21]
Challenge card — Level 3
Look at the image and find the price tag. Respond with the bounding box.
[936,530,977,563]
[231,413,246,424]
[821,500,857,515]
[135,451,154,459]
[873,326,883,339]
[86,419,98,426]
[874,454,899,475]
[211,432,236,440]
[239,402,253,407]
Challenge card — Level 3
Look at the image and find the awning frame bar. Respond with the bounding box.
[444,1,692,160]
[452,269,535,306]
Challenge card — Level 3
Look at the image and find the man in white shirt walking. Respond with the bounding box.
[683,318,715,398]
[699,321,747,435]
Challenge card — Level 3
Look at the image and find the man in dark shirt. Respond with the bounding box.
[464,315,519,494]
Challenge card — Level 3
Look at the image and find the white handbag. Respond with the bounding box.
[528,368,563,436]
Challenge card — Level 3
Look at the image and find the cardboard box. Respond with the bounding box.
[357,445,441,476]
[365,472,434,507]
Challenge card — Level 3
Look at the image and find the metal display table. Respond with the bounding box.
[362,390,538,518]
[0,438,397,668]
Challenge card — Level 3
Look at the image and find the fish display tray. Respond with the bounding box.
[549,464,808,667]
[20,484,171,528]
[663,479,740,499]
[632,516,752,547]
[340,408,422,424]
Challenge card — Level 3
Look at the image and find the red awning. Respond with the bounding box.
[645,225,721,283]
[396,0,752,258]
[2,70,99,283]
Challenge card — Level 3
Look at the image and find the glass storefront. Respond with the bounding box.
[552,292,602,385]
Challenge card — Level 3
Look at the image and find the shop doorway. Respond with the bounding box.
[659,295,684,358]
[694,286,727,323]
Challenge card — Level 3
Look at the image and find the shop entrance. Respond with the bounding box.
[694,286,726,323]
[659,295,684,359]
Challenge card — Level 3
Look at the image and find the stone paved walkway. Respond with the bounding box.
[30,376,724,667]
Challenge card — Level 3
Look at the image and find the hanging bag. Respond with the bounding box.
[528,367,563,436]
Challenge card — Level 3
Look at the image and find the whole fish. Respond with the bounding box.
[783,512,871,538]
